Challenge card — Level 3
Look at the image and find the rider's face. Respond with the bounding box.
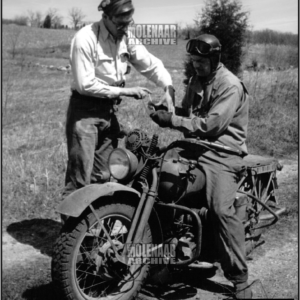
[191,55,211,77]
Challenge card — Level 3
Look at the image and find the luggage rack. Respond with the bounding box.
[238,154,286,226]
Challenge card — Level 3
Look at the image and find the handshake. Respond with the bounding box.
[148,102,173,128]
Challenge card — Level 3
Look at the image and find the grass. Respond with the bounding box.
[2,24,298,227]
[244,68,298,156]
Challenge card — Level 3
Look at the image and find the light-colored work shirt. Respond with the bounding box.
[172,64,249,155]
[70,19,172,99]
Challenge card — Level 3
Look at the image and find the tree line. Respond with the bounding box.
[178,25,297,47]
[3,7,86,29]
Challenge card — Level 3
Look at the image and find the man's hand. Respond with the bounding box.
[153,85,175,113]
[121,87,152,99]
[150,110,173,128]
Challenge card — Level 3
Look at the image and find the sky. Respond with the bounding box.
[2,0,298,34]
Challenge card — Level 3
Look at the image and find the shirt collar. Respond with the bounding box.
[99,19,112,42]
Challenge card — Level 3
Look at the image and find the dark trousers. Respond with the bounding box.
[62,94,120,199]
[199,151,248,284]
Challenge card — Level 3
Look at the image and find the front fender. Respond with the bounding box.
[57,182,141,218]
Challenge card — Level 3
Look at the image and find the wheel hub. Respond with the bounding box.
[94,240,126,281]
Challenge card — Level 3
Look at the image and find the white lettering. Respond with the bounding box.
[164,25,170,38]
[152,25,158,37]
[170,25,177,38]
[136,25,142,38]
[146,25,152,38]
[158,25,164,38]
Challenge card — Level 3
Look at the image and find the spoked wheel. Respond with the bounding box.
[52,202,152,300]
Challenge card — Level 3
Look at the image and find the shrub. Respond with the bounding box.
[43,15,52,29]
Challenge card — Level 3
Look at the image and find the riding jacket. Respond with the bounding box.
[172,64,249,156]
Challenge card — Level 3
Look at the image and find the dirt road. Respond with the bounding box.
[2,159,298,300]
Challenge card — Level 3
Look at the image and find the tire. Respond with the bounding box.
[52,202,152,300]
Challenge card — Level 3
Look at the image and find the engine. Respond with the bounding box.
[125,129,151,154]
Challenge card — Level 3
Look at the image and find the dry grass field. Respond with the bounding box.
[2,24,298,300]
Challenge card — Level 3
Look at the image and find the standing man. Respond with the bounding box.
[149,34,252,299]
[63,0,175,200]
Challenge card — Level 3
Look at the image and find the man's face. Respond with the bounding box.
[191,55,211,77]
[107,12,134,40]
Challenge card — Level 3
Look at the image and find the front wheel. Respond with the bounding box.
[52,202,153,300]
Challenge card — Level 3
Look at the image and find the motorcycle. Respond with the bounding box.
[51,128,286,300]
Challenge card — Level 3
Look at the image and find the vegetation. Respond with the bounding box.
[43,15,52,29]
[68,7,86,29]
[249,29,298,46]
[3,6,83,29]
[3,16,28,26]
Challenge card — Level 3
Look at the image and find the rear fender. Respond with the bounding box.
[57,182,140,217]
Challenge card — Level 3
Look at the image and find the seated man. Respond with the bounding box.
[150,34,252,299]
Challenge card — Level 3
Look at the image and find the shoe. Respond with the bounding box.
[235,281,252,299]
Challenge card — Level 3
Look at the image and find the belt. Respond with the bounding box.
[70,90,122,109]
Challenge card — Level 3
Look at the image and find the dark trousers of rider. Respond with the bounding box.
[199,150,248,284]
[62,94,120,199]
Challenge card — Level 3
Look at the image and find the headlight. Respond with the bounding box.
[108,148,138,181]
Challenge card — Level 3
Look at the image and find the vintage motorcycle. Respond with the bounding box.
[51,128,286,300]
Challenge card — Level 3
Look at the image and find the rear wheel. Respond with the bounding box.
[52,202,152,300]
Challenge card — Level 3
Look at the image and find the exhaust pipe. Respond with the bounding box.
[259,207,286,220]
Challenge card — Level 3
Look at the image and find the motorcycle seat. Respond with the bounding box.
[243,155,280,174]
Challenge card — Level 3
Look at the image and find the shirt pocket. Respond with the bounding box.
[96,51,114,75]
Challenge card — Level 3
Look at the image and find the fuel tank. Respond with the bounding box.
[157,148,206,203]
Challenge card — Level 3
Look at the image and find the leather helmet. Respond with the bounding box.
[186,34,222,73]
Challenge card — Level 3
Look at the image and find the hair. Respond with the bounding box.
[98,0,134,18]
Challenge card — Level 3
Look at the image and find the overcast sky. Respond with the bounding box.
[2,0,298,33]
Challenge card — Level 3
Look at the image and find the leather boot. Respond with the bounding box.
[235,281,252,299]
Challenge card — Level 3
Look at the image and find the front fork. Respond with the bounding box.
[88,167,158,266]
[122,167,158,255]
[86,167,157,266]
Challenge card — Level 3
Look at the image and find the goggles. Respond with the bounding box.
[186,39,221,55]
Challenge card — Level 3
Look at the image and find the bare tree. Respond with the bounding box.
[36,11,43,28]
[46,8,63,28]
[69,7,85,29]
[27,10,35,26]
[3,67,14,116]
[27,10,43,27]
[10,26,22,58]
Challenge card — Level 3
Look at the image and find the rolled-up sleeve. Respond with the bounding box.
[70,35,122,99]
[128,44,172,88]
[172,85,240,136]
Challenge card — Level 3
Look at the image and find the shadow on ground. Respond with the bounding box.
[22,282,60,300]
[141,268,234,299]
[6,218,62,257]
[6,220,235,300]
